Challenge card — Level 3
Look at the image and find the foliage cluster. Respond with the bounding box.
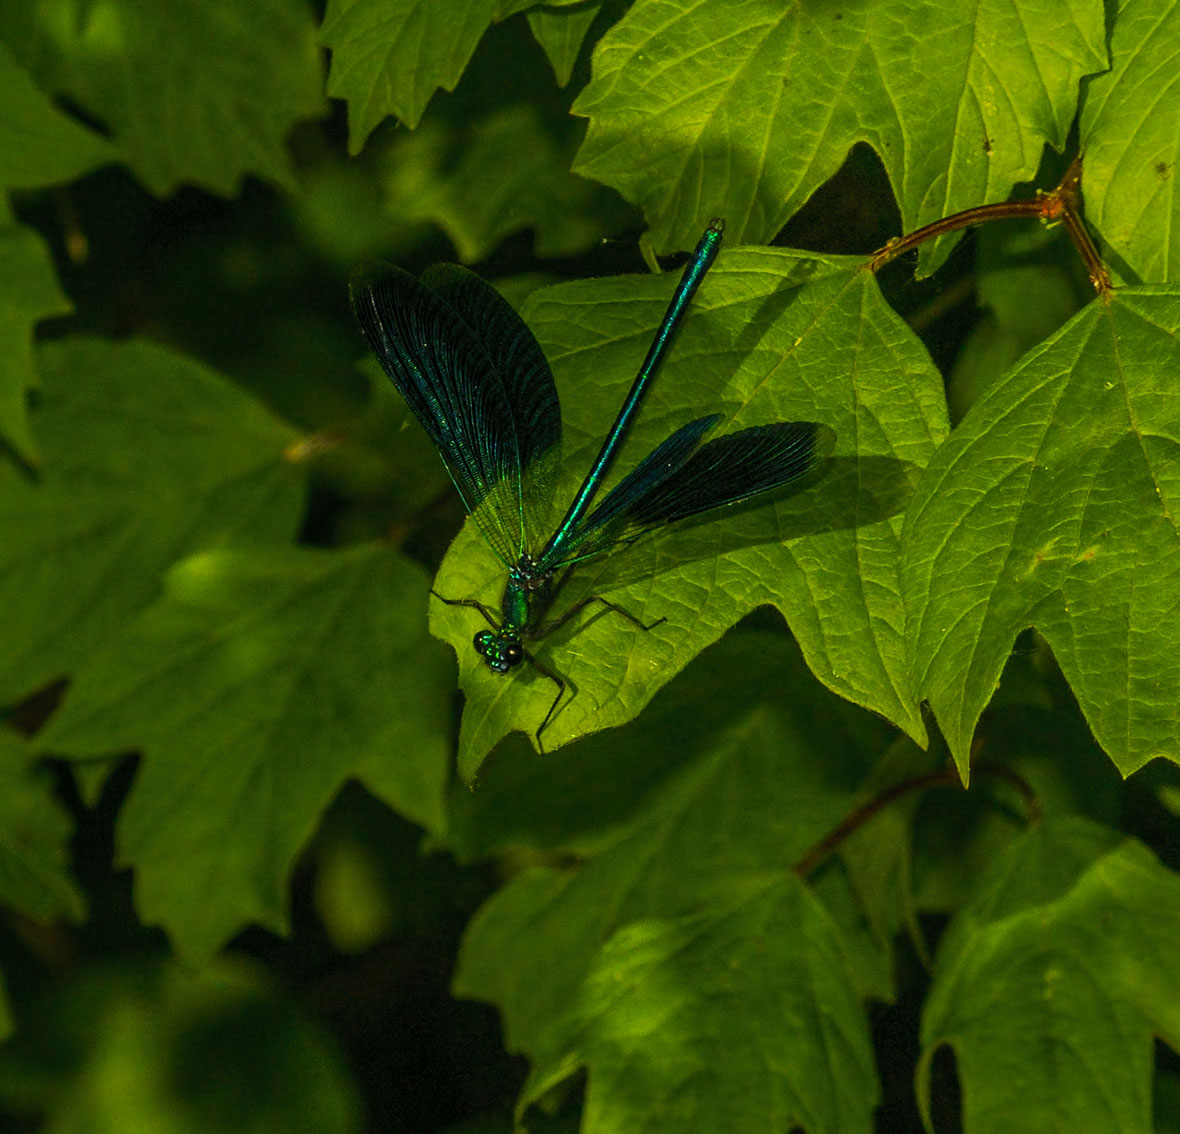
[1,0,1179,1131]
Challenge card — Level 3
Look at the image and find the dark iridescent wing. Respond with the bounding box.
[625,420,835,525]
[349,263,561,566]
[421,265,562,529]
[537,414,721,568]
[548,420,835,567]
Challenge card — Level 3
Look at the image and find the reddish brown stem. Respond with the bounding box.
[867,200,1046,273]
[793,760,1039,878]
[1058,203,1111,294]
[867,155,1112,296]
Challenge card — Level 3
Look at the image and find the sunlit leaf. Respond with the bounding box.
[433,246,944,772]
[1080,0,1180,283]
[573,0,1105,263]
[902,288,1180,779]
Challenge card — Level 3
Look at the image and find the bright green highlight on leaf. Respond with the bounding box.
[572,0,1106,260]
[38,543,453,963]
[1080,0,1180,284]
[313,836,396,954]
[0,337,305,710]
[902,287,1180,781]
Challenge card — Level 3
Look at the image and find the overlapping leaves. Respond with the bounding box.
[572,0,1106,258]
[454,632,890,1132]
[0,0,323,194]
[919,819,1180,1132]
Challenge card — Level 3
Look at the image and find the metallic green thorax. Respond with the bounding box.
[473,557,553,674]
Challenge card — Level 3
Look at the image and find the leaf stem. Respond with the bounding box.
[793,760,1040,878]
[866,155,1111,296]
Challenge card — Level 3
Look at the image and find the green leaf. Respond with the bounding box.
[527,2,602,87]
[323,0,532,150]
[453,631,885,1056]
[912,696,1124,914]
[433,245,945,772]
[817,736,943,997]
[901,288,1180,780]
[0,0,324,195]
[523,879,878,1134]
[0,971,10,1043]
[809,862,901,1007]
[1080,0,1180,284]
[380,105,630,262]
[38,543,452,962]
[445,629,893,862]
[0,212,72,464]
[0,39,114,190]
[0,728,84,925]
[946,220,1084,422]
[918,818,1180,1134]
[572,0,1106,259]
[0,337,305,708]
[455,632,888,1127]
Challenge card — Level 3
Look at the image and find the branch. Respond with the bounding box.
[866,155,1111,296]
[793,760,1040,878]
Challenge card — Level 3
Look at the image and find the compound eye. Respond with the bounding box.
[504,642,524,667]
[473,630,493,654]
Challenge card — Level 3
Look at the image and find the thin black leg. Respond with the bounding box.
[524,650,567,753]
[534,594,666,638]
[433,589,565,751]
[529,597,663,748]
[431,589,499,630]
[433,589,659,751]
